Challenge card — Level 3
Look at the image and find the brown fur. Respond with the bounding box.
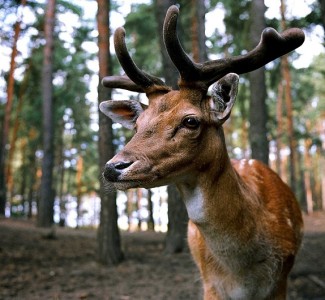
[186,159,303,299]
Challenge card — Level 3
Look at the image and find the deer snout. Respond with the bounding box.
[103,161,134,182]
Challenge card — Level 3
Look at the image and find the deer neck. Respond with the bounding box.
[177,137,260,252]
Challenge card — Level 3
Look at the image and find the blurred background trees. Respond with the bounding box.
[0,0,324,264]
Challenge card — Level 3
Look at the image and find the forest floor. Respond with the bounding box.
[1,212,325,300]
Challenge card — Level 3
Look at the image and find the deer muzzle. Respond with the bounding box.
[103,161,134,182]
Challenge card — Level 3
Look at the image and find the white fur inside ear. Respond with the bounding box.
[209,98,216,110]
[209,73,239,125]
[99,100,144,129]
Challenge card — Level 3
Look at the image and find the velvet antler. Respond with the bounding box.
[102,27,170,94]
[102,5,305,93]
[163,5,305,89]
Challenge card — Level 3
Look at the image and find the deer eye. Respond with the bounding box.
[182,116,201,129]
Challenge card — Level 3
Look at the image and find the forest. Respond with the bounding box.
[0,0,325,299]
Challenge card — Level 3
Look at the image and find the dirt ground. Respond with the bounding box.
[1,212,325,300]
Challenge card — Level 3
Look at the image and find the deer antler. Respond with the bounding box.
[103,5,304,93]
[163,5,305,89]
[102,27,171,94]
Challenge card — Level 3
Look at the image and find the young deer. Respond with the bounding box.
[99,5,304,299]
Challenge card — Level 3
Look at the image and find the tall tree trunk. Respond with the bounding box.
[6,64,30,201]
[248,0,269,165]
[96,0,123,265]
[276,81,284,177]
[127,189,134,231]
[37,0,56,227]
[76,155,83,227]
[321,120,325,211]
[19,140,27,214]
[57,124,66,226]
[154,0,189,254]
[191,0,208,62]
[26,130,38,219]
[276,81,288,183]
[154,0,178,89]
[165,185,189,253]
[280,0,297,192]
[0,0,26,215]
[147,189,155,230]
[304,136,313,214]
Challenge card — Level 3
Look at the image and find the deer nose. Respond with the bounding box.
[103,161,133,182]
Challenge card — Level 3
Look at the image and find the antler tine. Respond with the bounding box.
[163,5,305,89]
[113,27,169,93]
[201,27,305,87]
[163,6,201,83]
[102,75,144,93]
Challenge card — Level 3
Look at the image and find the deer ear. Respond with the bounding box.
[209,73,239,125]
[99,100,145,129]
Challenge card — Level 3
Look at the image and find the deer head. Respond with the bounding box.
[99,5,304,191]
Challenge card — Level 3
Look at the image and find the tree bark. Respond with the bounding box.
[0,0,27,215]
[37,0,56,227]
[6,63,30,201]
[276,81,287,181]
[165,185,189,253]
[248,0,269,165]
[154,0,178,89]
[280,0,297,192]
[304,136,313,214]
[96,0,123,265]
[147,189,155,230]
[191,0,207,62]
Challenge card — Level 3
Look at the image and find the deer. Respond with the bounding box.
[99,5,304,300]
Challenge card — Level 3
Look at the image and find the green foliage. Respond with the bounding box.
[293,53,325,140]
[57,0,83,16]
[3,0,324,219]
[212,0,251,55]
[8,0,99,200]
[121,1,193,77]
[124,3,162,76]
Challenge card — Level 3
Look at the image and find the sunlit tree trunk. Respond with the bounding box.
[304,136,313,214]
[313,150,321,209]
[248,0,269,165]
[96,0,123,265]
[320,120,325,211]
[6,65,30,202]
[38,0,56,227]
[276,82,284,176]
[0,0,27,215]
[275,81,288,183]
[280,0,297,192]
[126,189,134,231]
